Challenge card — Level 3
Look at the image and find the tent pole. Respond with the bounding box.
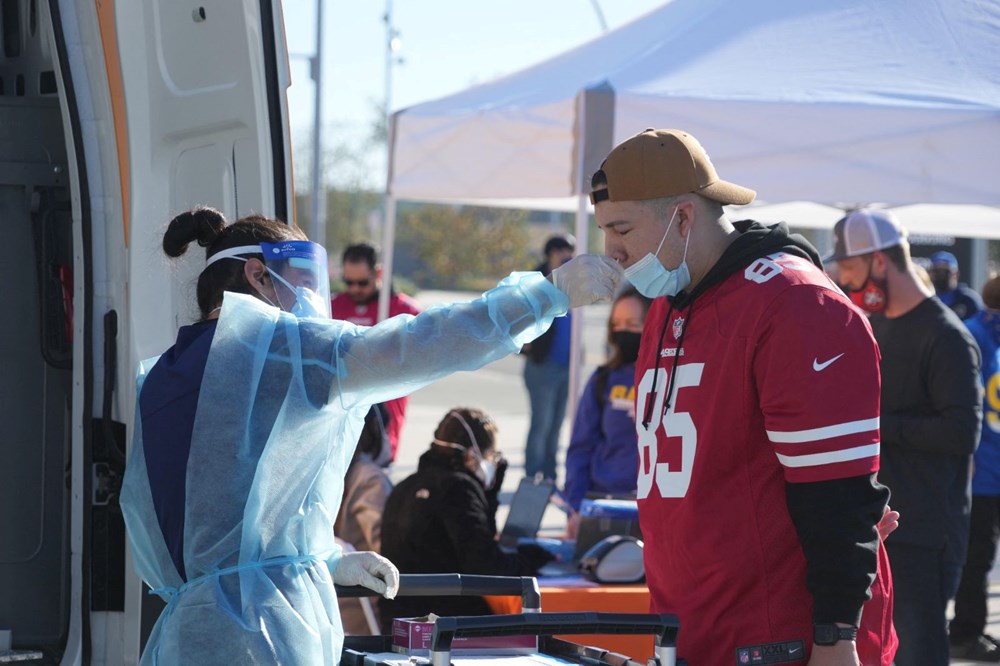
[566,87,592,427]
[378,194,397,323]
[567,193,591,427]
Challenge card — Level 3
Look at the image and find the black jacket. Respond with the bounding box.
[871,296,981,563]
[379,448,550,624]
[525,260,557,363]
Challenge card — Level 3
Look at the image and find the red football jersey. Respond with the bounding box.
[634,252,892,664]
[331,291,423,459]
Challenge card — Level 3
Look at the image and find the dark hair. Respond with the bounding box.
[162,206,305,320]
[342,242,378,270]
[591,169,608,192]
[605,286,652,369]
[593,287,651,405]
[880,245,908,273]
[543,234,576,257]
[983,275,1000,310]
[355,403,391,461]
[432,407,497,455]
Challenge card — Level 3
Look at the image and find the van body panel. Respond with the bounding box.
[2,1,292,662]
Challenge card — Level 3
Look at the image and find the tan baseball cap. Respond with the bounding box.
[590,128,756,206]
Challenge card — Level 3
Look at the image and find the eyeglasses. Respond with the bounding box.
[344,279,371,287]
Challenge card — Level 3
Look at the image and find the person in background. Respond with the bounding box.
[521,233,576,481]
[564,286,651,538]
[120,207,621,665]
[950,276,1000,662]
[592,128,897,665]
[336,404,394,635]
[929,250,983,320]
[379,408,555,626]
[832,208,982,666]
[331,242,423,460]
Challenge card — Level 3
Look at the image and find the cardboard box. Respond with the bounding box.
[390,617,537,656]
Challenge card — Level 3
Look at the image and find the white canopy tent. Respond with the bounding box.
[387,0,1000,207]
[378,0,1000,411]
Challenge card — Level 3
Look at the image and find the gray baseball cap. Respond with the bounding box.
[824,208,906,262]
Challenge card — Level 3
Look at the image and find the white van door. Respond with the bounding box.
[0,1,293,663]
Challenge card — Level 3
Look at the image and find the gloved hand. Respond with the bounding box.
[333,551,400,599]
[516,543,556,574]
[550,254,623,308]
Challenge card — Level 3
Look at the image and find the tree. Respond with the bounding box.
[395,204,534,291]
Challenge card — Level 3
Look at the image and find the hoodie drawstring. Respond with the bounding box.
[641,299,694,429]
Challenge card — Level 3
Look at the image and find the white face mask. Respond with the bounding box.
[624,206,692,298]
[479,459,497,489]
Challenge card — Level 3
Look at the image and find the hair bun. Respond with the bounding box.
[163,206,227,258]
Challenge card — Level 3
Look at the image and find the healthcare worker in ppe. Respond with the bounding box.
[120,206,621,665]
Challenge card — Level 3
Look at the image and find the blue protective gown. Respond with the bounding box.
[120,272,567,665]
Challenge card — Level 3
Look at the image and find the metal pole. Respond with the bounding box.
[567,91,591,425]
[587,0,608,32]
[379,0,399,323]
[309,0,326,248]
[384,0,395,145]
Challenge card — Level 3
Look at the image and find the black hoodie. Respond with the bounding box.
[661,220,890,627]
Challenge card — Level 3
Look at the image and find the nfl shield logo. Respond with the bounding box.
[672,317,685,340]
[738,649,750,664]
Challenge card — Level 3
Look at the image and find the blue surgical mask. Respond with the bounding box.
[624,206,691,298]
[268,270,327,319]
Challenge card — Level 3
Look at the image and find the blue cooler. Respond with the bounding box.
[575,499,642,557]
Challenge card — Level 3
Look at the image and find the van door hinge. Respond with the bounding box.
[91,462,122,506]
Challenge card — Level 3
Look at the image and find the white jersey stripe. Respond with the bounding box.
[776,443,880,468]
[767,417,879,444]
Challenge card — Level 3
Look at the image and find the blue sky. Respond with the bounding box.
[281,0,665,186]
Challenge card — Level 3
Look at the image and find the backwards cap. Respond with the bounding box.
[590,128,756,206]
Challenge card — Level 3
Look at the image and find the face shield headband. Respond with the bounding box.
[205,241,332,318]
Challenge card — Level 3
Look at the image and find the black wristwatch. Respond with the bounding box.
[813,624,857,646]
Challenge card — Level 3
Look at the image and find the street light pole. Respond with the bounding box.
[378,0,401,322]
[384,0,395,146]
[587,0,608,32]
[309,0,326,248]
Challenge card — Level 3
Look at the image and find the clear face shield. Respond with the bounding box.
[260,241,331,319]
[205,240,331,318]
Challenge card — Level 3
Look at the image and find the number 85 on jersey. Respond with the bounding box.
[636,363,705,500]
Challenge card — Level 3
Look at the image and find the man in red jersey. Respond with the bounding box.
[331,242,422,460]
[590,129,896,666]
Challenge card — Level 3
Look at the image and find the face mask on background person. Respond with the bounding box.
[929,271,951,294]
[479,457,498,489]
[624,206,692,298]
[612,330,642,364]
[848,260,889,314]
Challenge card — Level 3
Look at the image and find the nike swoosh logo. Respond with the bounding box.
[813,353,845,371]
[788,646,801,655]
